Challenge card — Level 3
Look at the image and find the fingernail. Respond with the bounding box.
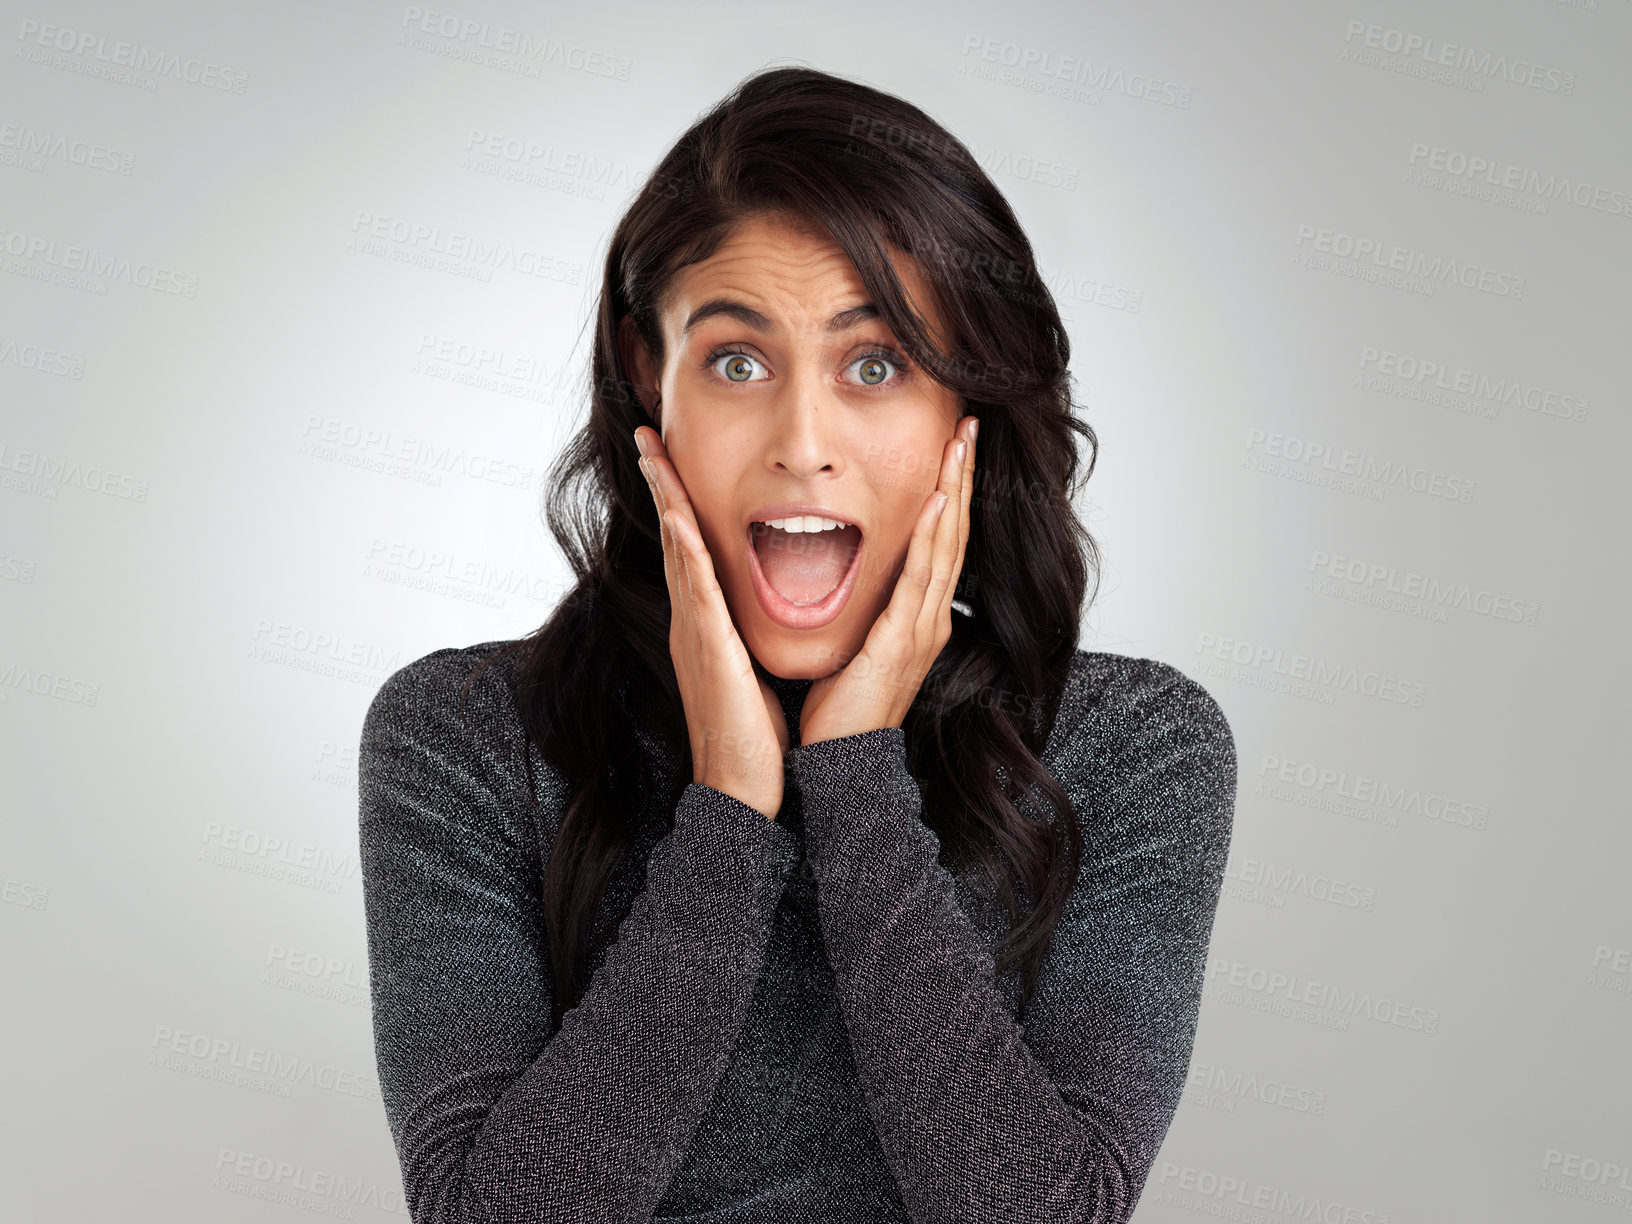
[635,430,650,457]
[935,491,949,516]
[956,440,967,463]
[968,419,978,444]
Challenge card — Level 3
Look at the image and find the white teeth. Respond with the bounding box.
[757,515,845,533]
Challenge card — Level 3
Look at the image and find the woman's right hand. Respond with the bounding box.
[635,426,789,820]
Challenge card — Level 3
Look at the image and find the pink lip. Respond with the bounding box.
[744,518,866,631]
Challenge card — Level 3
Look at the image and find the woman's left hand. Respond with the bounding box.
[799,415,978,747]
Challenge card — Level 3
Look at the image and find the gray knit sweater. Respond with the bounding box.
[357,639,1237,1223]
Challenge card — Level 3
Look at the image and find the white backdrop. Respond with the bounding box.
[3,1,1628,1220]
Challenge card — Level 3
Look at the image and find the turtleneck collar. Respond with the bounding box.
[756,663,816,750]
[622,662,823,762]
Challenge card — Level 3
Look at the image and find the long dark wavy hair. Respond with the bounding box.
[465,64,1100,1031]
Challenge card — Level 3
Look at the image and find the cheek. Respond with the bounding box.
[857,433,945,592]
[863,443,940,533]
[687,491,736,562]
[864,422,947,496]
[670,459,744,573]
[871,507,915,582]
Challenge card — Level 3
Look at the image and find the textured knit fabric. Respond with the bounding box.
[357,638,1237,1224]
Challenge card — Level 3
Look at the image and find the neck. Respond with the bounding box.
[756,663,815,746]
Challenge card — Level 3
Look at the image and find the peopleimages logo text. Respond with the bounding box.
[15,19,249,92]
[1342,20,1575,94]
[1295,225,1523,297]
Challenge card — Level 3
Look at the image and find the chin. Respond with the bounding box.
[742,618,861,681]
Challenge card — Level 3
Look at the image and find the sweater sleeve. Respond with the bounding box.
[790,662,1237,1224]
[357,650,800,1224]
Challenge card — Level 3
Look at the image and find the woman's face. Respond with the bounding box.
[626,211,965,681]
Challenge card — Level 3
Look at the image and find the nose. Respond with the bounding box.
[762,367,846,481]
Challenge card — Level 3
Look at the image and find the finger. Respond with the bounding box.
[664,503,742,649]
[640,438,696,616]
[886,482,950,627]
[666,508,699,615]
[639,453,680,611]
[950,416,977,604]
[644,450,740,648]
[644,448,695,608]
[862,487,947,709]
[906,428,968,647]
[923,433,965,609]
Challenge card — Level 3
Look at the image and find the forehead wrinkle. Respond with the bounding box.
[680,254,862,320]
[665,218,942,346]
[680,298,884,338]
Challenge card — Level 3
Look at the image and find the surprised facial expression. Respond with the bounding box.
[625,211,964,681]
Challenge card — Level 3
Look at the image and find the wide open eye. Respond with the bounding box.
[708,349,767,383]
[847,348,907,387]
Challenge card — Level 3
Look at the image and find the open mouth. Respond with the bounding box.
[749,517,863,605]
[744,515,865,630]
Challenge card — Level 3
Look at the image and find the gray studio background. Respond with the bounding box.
[3,1,1627,1220]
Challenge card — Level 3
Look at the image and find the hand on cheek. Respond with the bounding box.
[635,425,792,819]
[799,415,977,746]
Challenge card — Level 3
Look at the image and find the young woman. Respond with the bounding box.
[359,66,1237,1224]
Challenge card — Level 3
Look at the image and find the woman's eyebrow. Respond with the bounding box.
[681,298,882,336]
